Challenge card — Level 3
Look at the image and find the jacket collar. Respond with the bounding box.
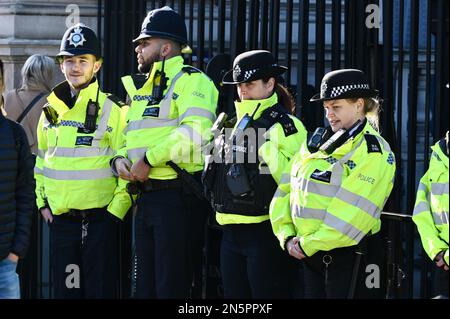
[432,138,449,169]
[47,78,99,118]
[143,55,184,90]
[234,93,278,121]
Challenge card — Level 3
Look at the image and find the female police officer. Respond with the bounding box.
[203,50,307,298]
[270,69,396,298]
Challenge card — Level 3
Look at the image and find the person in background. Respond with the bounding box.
[3,54,54,155]
[0,58,35,299]
[413,129,449,298]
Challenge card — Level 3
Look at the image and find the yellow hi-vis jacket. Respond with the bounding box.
[35,79,131,219]
[270,120,396,257]
[216,93,308,225]
[413,137,449,265]
[119,55,218,179]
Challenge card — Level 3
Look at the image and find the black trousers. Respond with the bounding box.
[134,187,209,299]
[432,265,449,298]
[220,221,297,299]
[49,208,119,299]
[302,234,385,299]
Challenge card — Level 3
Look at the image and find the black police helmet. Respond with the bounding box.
[310,69,379,102]
[222,50,287,85]
[57,23,101,61]
[133,6,191,52]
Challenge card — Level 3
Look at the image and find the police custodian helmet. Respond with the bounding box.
[133,6,191,53]
[56,23,101,61]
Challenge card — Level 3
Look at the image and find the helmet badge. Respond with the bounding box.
[68,26,86,48]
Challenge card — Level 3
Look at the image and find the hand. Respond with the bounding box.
[286,237,306,260]
[115,157,135,181]
[7,253,18,263]
[435,252,449,271]
[40,207,53,224]
[131,157,151,182]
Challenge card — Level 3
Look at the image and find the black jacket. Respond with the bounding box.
[0,113,35,260]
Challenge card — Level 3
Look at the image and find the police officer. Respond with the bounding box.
[270,69,396,298]
[203,50,307,298]
[111,6,218,298]
[35,23,130,298]
[413,130,449,298]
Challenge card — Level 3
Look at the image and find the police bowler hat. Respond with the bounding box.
[133,6,191,53]
[222,50,287,85]
[310,69,379,102]
[57,23,101,61]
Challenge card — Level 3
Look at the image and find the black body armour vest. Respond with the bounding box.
[203,103,297,216]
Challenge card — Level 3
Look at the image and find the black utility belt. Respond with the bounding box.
[140,178,182,192]
[63,207,105,219]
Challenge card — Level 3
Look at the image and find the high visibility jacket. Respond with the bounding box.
[215,93,308,225]
[270,120,396,257]
[35,79,131,219]
[119,56,218,180]
[412,137,449,265]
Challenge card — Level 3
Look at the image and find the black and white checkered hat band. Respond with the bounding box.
[234,64,278,82]
[243,69,257,81]
[330,84,370,98]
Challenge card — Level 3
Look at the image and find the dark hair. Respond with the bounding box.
[262,76,296,114]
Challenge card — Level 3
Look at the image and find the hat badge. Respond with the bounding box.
[233,65,241,79]
[68,26,86,48]
[320,82,328,97]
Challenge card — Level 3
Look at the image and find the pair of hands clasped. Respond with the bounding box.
[115,157,151,182]
[286,237,307,260]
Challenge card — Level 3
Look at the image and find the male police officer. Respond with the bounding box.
[112,6,218,298]
[35,23,130,298]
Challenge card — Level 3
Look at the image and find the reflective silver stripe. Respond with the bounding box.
[179,107,216,123]
[294,206,327,220]
[279,173,290,184]
[43,167,113,180]
[125,118,178,133]
[37,150,45,159]
[336,188,380,218]
[432,211,449,226]
[413,201,430,216]
[431,182,449,196]
[34,167,43,174]
[323,213,366,243]
[417,182,428,193]
[273,187,287,198]
[158,71,185,118]
[177,124,205,146]
[375,135,392,152]
[92,98,114,147]
[128,147,147,161]
[300,179,339,197]
[47,147,114,157]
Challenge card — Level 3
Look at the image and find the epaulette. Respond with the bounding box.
[106,94,127,108]
[364,134,383,153]
[182,66,201,75]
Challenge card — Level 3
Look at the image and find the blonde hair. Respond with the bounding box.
[21,54,54,92]
[347,97,380,131]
